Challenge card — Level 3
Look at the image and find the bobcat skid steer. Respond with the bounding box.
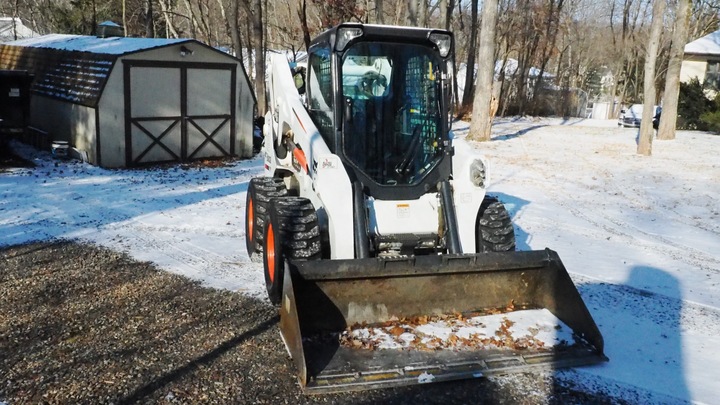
[245,23,607,393]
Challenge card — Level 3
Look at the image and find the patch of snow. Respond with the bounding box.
[6,33,191,55]
[418,372,435,383]
[342,309,574,351]
[3,117,720,404]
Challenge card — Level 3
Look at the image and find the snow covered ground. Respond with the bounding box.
[2,117,719,404]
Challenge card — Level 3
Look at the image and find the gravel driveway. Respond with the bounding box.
[1,241,629,404]
[1,145,633,404]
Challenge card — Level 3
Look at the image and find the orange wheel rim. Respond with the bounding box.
[267,223,275,283]
[247,198,254,242]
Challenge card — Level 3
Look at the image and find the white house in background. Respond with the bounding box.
[0,17,39,42]
[680,30,720,90]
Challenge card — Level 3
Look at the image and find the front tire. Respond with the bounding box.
[245,177,288,261]
[476,196,516,252]
[263,197,322,304]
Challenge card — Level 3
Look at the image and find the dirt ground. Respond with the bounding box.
[0,241,632,404]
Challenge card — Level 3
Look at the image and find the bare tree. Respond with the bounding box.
[440,0,453,30]
[439,0,448,28]
[467,0,498,142]
[419,0,428,26]
[402,0,427,26]
[374,0,384,24]
[458,0,478,117]
[181,0,203,40]
[312,0,364,27]
[610,0,653,110]
[10,0,20,41]
[7,0,691,127]
[299,0,312,51]
[637,0,665,156]
[657,0,689,140]
[145,0,154,37]
[408,0,418,25]
[529,0,565,113]
[123,0,128,36]
[158,0,181,38]
[688,0,720,41]
[243,0,266,113]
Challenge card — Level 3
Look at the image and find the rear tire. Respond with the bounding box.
[263,197,322,304]
[245,177,288,261]
[476,196,516,252]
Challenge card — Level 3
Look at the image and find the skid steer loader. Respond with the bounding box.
[245,23,606,393]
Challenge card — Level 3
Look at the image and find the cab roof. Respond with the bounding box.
[309,23,453,55]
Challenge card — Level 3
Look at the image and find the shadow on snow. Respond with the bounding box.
[0,140,263,247]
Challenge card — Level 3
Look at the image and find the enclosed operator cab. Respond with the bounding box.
[305,24,455,201]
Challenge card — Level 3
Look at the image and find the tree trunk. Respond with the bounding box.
[181,0,198,39]
[408,0,418,25]
[11,0,19,40]
[530,0,564,110]
[223,0,240,56]
[637,0,665,156]
[467,0,498,142]
[159,0,180,38]
[419,0,428,26]
[393,0,402,25]
[447,0,455,30]
[376,0,384,24]
[299,0,311,52]
[197,0,212,44]
[252,0,266,114]
[439,0,448,28]
[122,0,127,36]
[459,0,478,115]
[657,0,690,141]
[145,0,154,38]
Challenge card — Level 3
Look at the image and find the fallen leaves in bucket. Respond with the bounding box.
[338,307,575,352]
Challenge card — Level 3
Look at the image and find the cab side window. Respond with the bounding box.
[307,44,335,151]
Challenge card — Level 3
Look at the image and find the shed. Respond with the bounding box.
[0,33,255,167]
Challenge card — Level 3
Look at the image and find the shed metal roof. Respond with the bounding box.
[8,33,190,54]
[0,34,193,107]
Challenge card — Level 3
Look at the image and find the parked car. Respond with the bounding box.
[618,104,661,128]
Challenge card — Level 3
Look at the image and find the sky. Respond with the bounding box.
[1,117,719,404]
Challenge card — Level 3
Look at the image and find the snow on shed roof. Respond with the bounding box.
[685,30,720,56]
[0,34,193,107]
[7,33,191,55]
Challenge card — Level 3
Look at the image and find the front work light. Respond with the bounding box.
[336,27,363,52]
[469,159,486,188]
[429,32,452,58]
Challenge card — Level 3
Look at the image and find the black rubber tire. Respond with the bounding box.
[263,197,322,304]
[245,177,288,261]
[476,196,516,252]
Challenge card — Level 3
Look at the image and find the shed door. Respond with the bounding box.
[124,61,236,166]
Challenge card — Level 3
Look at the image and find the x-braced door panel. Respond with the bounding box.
[124,61,236,166]
[186,68,233,159]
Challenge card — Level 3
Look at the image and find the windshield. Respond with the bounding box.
[341,42,444,186]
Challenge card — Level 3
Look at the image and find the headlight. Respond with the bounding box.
[336,27,363,52]
[429,32,452,58]
[469,159,486,188]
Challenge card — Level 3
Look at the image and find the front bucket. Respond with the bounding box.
[279,249,607,394]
